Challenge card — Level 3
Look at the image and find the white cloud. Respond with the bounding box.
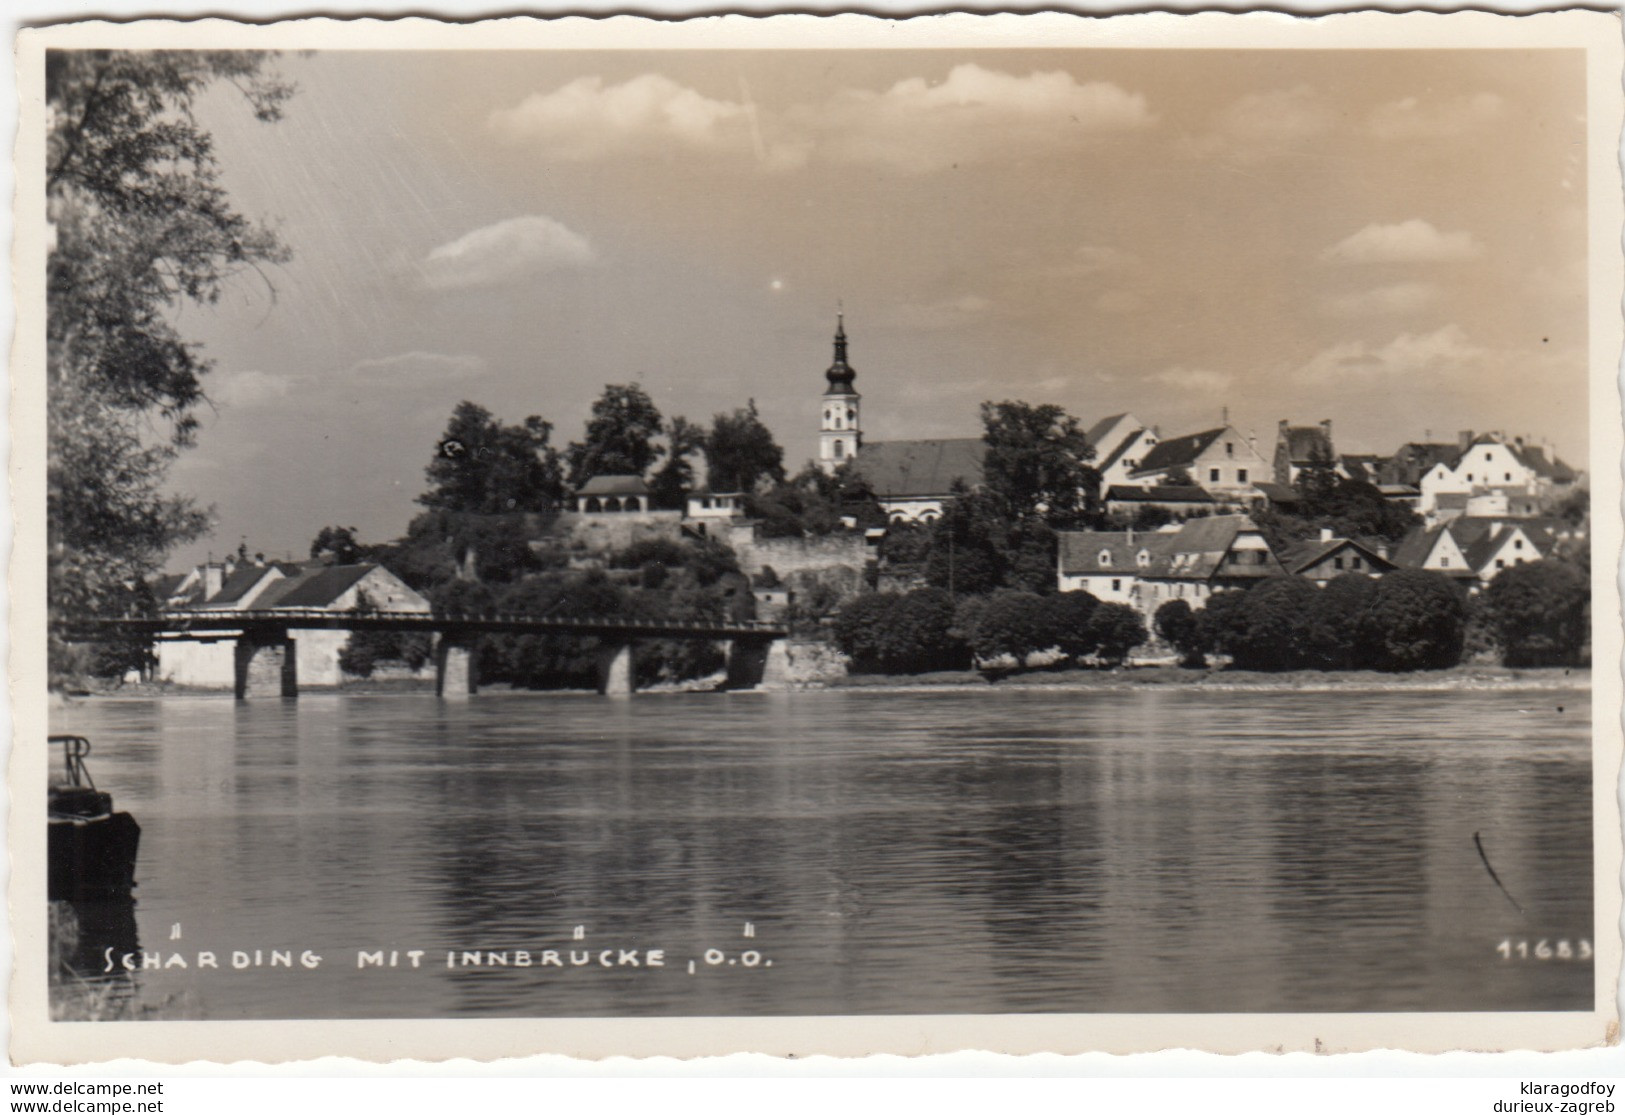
[347,351,487,384]
[419,216,594,291]
[810,64,1152,172]
[1368,92,1505,140]
[210,369,294,409]
[488,74,759,161]
[1321,220,1483,265]
[489,65,1152,174]
[1296,324,1483,384]
[1151,366,1233,392]
[1323,281,1439,318]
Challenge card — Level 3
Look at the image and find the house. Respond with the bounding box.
[156,562,430,689]
[573,475,652,514]
[1283,529,1396,587]
[1417,432,1583,521]
[1084,412,1161,495]
[685,491,747,521]
[851,437,986,524]
[1126,426,1269,503]
[1390,516,1557,587]
[1057,514,1286,615]
[1133,514,1287,614]
[1380,440,1465,488]
[1056,527,1176,606]
[1272,419,1336,486]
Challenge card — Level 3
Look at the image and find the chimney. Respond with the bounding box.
[1277,419,1289,437]
[1247,429,1258,455]
[1377,543,1389,561]
[1127,527,1135,546]
[1319,527,1333,543]
[1458,429,1474,450]
[203,562,225,600]
[1319,418,1333,441]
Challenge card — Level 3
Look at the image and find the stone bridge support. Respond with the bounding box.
[724,638,791,691]
[596,642,634,698]
[435,634,479,699]
[234,635,297,699]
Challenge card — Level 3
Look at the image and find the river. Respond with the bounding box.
[48,686,1593,1019]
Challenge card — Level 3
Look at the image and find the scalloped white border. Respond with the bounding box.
[9,9,1622,1066]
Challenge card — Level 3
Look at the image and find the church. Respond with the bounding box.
[817,316,985,524]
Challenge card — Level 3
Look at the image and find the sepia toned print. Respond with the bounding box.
[11,12,1621,1064]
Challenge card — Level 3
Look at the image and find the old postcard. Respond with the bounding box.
[11,11,1622,1066]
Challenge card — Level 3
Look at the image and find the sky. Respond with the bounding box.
[156,46,1591,569]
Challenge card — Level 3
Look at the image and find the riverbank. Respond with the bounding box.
[826,663,1589,694]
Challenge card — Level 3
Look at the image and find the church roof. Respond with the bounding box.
[855,438,985,498]
[825,315,857,395]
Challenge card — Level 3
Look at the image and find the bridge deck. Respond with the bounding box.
[68,609,788,642]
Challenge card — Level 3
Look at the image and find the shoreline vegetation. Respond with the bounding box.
[65,662,1588,701]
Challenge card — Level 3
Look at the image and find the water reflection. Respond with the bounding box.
[49,688,1594,1019]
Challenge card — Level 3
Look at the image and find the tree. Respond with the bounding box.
[648,415,705,510]
[1484,560,1589,667]
[1052,590,1102,661]
[924,484,1012,596]
[706,400,785,494]
[310,525,365,565]
[1303,573,1380,670]
[47,51,294,679]
[1219,577,1321,671]
[1088,602,1147,666]
[1154,599,1204,667]
[873,588,968,674]
[1364,569,1467,671]
[566,383,664,486]
[832,593,899,673]
[980,400,1099,527]
[420,401,564,515]
[966,590,1056,665]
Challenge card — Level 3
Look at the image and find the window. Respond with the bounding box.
[1238,469,1249,483]
[1485,452,1493,462]
[833,439,843,457]
[1111,579,1121,592]
[1514,539,1523,550]
[1226,442,1234,457]
[1496,559,1506,569]
[1177,584,1184,597]
[1352,557,1363,570]
[1099,550,1112,567]
[1333,556,1344,570]
[1466,473,1474,482]
[1227,552,1240,564]
[1439,556,1450,567]
[1505,473,1512,482]
[1137,550,1151,567]
[1209,468,1220,482]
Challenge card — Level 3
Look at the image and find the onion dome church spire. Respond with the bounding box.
[818,311,862,474]
[825,312,857,394]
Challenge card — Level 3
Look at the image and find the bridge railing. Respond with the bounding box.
[96,609,787,635]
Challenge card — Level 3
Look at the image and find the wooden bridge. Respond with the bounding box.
[66,611,790,700]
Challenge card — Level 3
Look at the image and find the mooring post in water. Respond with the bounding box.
[435,633,478,699]
[596,642,634,698]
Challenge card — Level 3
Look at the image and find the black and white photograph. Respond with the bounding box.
[12,11,1622,1065]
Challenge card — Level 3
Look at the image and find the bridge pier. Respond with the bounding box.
[596,643,634,698]
[234,636,296,700]
[435,636,479,699]
[724,638,790,691]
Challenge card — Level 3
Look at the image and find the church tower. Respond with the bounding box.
[818,313,862,475]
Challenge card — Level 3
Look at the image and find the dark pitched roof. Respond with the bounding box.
[1057,529,1176,576]
[200,564,281,608]
[1104,484,1214,504]
[1340,454,1384,483]
[150,573,187,600]
[1279,425,1334,463]
[1393,517,1556,574]
[255,564,375,609]
[1143,515,1286,581]
[1285,538,1396,576]
[855,438,985,498]
[1135,428,1226,474]
[1513,444,1579,483]
[1390,524,1445,569]
[577,475,649,497]
[1381,443,1460,485]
